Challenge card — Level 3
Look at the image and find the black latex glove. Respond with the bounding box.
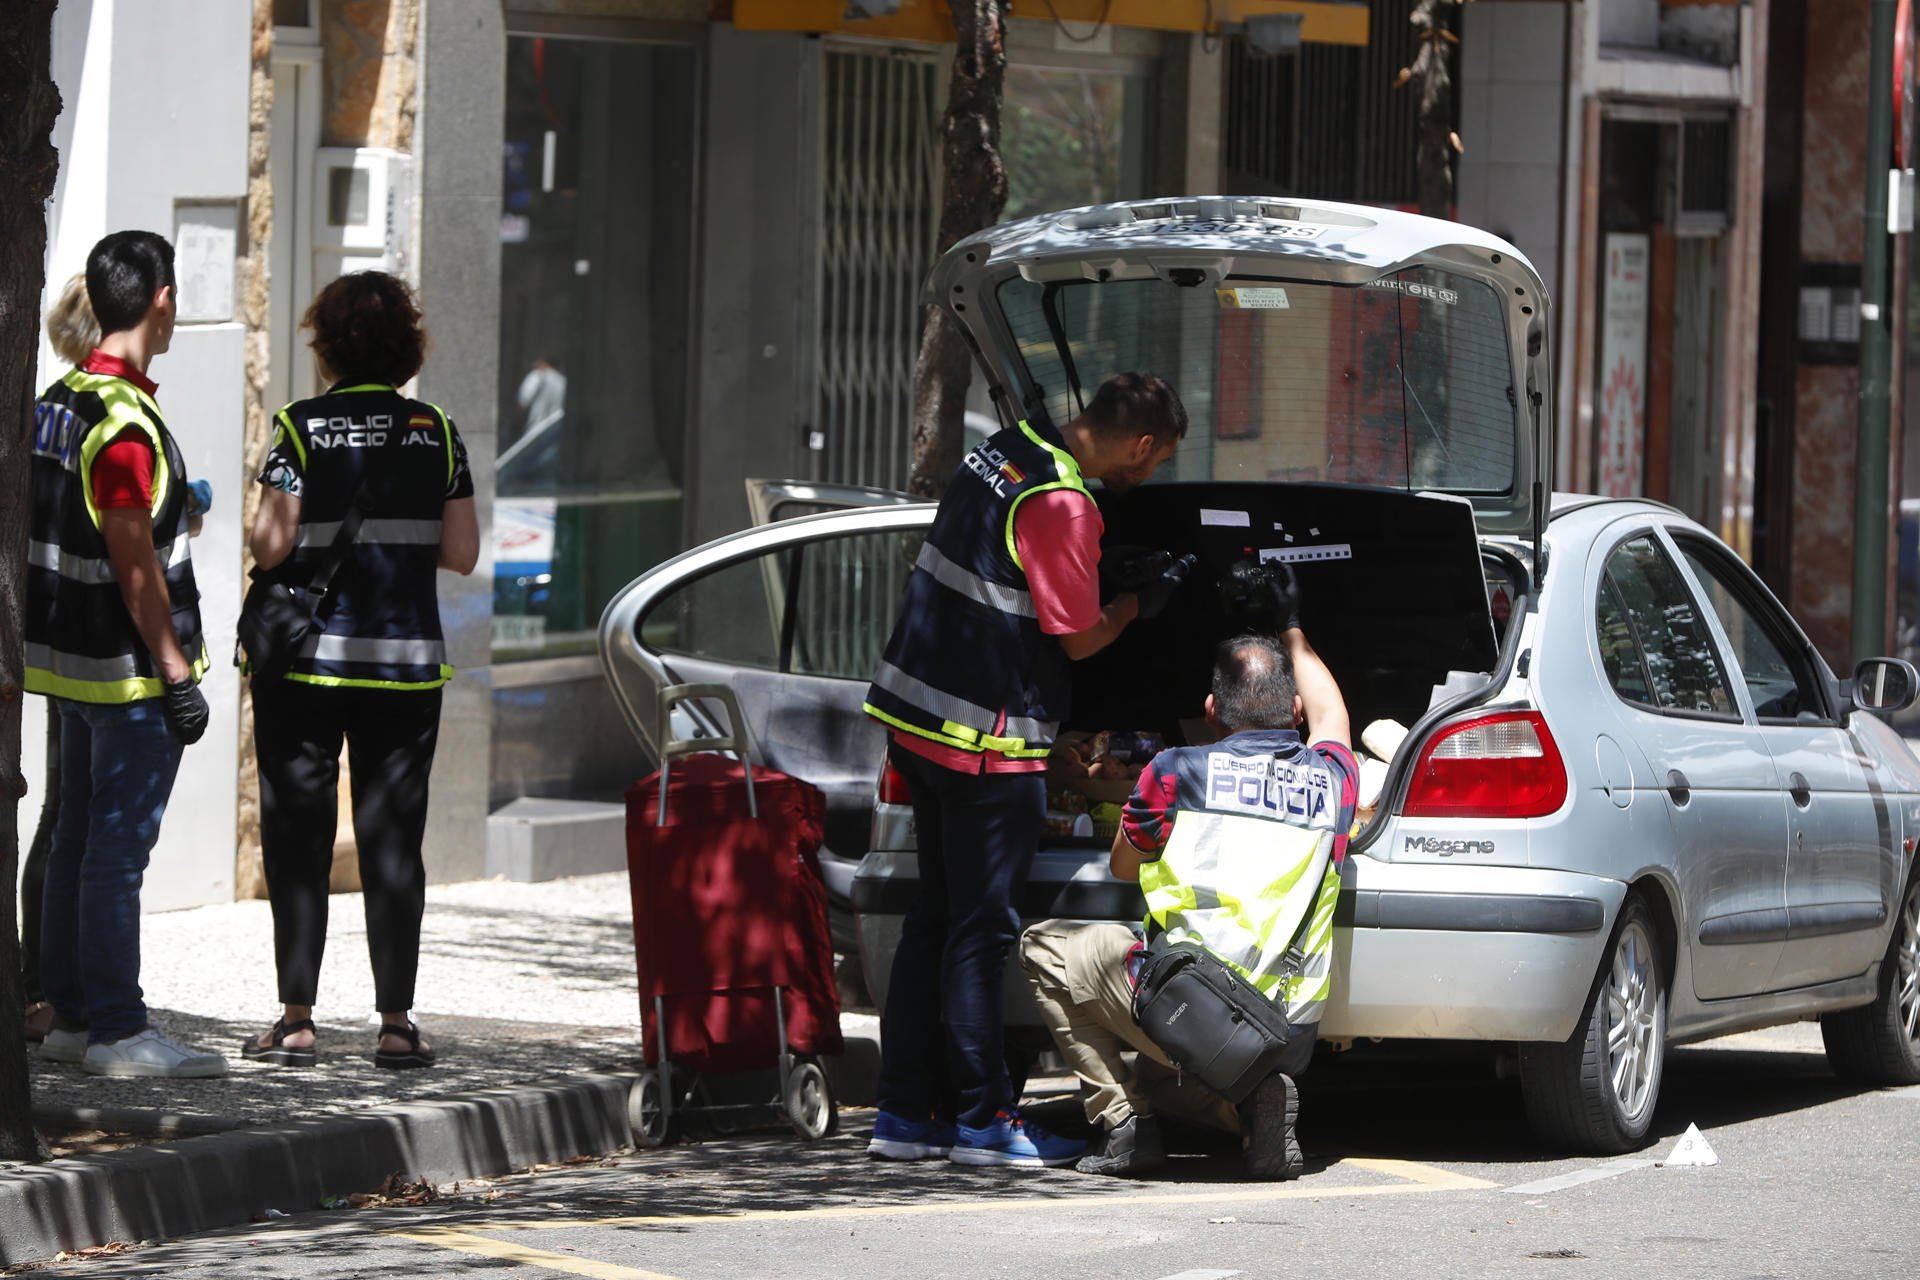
[162,676,209,745]
[1134,553,1198,621]
[1269,561,1303,633]
[1100,545,1177,595]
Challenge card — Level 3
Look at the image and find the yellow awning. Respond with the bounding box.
[731,0,1369,48]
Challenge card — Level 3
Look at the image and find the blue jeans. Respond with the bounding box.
[877,744,1046,1129]
[39,697,185,1043]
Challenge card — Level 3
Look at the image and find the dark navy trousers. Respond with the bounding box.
[876,742,1046,1129]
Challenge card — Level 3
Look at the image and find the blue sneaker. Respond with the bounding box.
[949,1110,1087,1168]
[867,1110,956,1160]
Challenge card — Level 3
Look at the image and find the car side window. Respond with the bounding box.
[1599,536,1738,719]
[644,553,785,671]
[642,528,923,679]
[788,530,923,679]
[1676,540,1825,722]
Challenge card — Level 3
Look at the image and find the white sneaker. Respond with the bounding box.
[82,1026,228,1078]
[39,1027,87,1064]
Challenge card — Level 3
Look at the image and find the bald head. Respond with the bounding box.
[1210,635,1298,733]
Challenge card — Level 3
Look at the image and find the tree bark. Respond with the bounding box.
[907,0,1011,500]
[1408,0,1458,221]
[0,0,63,1163]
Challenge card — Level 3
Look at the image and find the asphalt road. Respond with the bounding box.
[15,1024,1917,1279]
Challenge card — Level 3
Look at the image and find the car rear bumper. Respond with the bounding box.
[853,850,1625,1044]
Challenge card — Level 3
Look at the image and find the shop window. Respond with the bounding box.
[495,36,697,658]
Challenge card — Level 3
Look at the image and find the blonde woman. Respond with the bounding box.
[22,275,99,1044]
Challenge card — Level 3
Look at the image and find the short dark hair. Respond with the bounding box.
[303,271,428,387]
[1211,635,1297,733]
[1081,372,1189,444]
[86,231,175,336]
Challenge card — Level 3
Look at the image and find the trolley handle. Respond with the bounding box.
[654,681,759,826]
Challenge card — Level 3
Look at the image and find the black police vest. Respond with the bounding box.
[862,419,1091,759]
[271,383,458,689]
[25,368,206,703]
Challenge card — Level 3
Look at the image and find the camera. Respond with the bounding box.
[1218,557,1300,637]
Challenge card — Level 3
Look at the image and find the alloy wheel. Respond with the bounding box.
[1605,919,1660,1124]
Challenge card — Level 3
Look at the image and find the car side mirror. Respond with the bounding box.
[1849,657,1920,714]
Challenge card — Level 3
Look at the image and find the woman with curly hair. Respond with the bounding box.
[242,271,479,1069]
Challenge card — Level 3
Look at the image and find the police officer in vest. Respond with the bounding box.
[1020,631,1357,1179]
[863,373,1191,1168]
[27,230,225,1078]
[242,271,479,1069]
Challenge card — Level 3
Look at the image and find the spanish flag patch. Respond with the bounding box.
[408,414,436,429]
[999,461,1025,485]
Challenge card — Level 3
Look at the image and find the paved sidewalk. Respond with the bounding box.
[3,872,880,1266]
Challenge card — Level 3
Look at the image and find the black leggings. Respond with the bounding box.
[19,715,60,1004]
[253,679,443,1012]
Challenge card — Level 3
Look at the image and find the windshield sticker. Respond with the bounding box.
[1260,544,1353,565]
[1199,508,1251,527]
[1366,278,1460,307]
[1218,287,1291,310]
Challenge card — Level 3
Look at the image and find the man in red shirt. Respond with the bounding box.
[27,230,221,1079]
[863,373,1190,1167]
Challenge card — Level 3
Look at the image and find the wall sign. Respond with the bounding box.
[1598,233,1650,498]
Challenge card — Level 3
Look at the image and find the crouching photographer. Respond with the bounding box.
[1019,620,1355,1179]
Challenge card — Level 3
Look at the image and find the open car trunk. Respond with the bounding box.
[1068,481,1508,760]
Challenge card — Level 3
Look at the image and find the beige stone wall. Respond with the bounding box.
[323,0,419,151]
[236,0,275,901]
[237,0,424,899]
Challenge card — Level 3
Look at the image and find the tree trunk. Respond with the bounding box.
[907,0,1011,499]
[0,0,63,1163]
[1409,0,1457,221]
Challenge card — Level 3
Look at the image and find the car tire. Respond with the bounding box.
[1519,895,1667,1154]
[1820,874,1920,1084]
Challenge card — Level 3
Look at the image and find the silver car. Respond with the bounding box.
[601,197,1920,1154]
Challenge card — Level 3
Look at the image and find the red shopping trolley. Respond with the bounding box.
[622,682,843,1146]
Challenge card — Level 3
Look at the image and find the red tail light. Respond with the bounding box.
[1401,711,1568,819]
[878,757,913,806]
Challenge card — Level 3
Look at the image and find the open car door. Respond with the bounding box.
[599,504,937,930]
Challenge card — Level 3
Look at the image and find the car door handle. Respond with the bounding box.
[1666,769,1690,807]
[1788,771,1811,808]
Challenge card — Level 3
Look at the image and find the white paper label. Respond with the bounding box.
[1199,508,1251,527]
[1217,287,1291,310]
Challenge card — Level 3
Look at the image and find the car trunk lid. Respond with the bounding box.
[928,196,1553,550]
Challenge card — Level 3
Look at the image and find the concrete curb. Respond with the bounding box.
[0,1071,640,1267]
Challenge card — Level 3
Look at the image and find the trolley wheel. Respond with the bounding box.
[785,1056,838,1140]
[629,1070,673,1148]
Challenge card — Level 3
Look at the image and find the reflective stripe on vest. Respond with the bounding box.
[28,530,192,585]
[1140,742,1347,1026]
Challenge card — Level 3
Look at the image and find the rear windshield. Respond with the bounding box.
[997,269,1517,495]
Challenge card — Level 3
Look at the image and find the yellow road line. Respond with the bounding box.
[424,1158,1498,1236]
[395,1226,684,1280]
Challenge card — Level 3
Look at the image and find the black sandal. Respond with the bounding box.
[241,1017,317,1067]
[374,1021,436,1070]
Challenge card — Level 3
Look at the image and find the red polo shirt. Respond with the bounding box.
[80,350,162,512]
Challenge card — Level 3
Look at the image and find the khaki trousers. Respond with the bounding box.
[1018,920,1239,1134]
